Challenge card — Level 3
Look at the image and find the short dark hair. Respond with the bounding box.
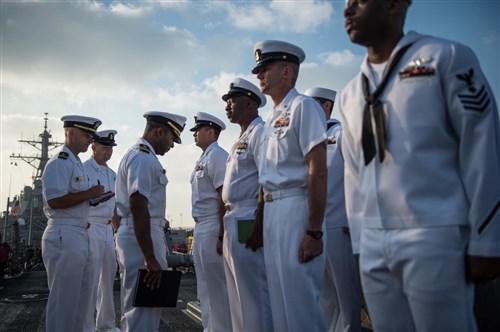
[314,97,334,113]
[145,121,172,136]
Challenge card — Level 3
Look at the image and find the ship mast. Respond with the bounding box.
[10,113,63,179]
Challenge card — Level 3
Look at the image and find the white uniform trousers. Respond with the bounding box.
[223,204,273,332]
[193,215,232,332]
[320,226,361,332]
[42,221,94,332]
[263,194,326,332]
[85,219,118,331]
[115,220,168,332]
[360,226,477,332]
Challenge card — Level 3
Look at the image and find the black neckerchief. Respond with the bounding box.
[361,43,413,165]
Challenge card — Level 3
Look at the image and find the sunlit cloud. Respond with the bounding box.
[109,2,152,17]
[319,49,362,67]
[219,0,334,33]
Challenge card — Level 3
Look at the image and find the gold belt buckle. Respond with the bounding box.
[264,192,273,202]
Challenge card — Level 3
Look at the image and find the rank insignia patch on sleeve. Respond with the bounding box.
[456,68,491,113]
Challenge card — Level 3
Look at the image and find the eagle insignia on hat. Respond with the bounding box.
[255,49,262,61]
[108,133,114,140]
[229,83,234,89]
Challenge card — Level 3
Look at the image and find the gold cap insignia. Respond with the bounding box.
[255,49,262,62]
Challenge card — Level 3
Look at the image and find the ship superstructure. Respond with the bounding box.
[3,113,63,251]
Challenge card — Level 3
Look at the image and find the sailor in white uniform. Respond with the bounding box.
[341,1,500,331]
[305,87,361,332]
[221,78,274,332]
[41,115,104,332]
[83,130,121,332]
[115,111,186,332]
[190,112,231,332]
[250,40,328,331]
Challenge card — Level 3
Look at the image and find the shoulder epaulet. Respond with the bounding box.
[58,152,69,159]
[139,144,151,154]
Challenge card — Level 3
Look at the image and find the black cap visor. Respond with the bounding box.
[189,121,222,132]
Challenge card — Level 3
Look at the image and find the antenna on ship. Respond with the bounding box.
[10,113,64,180]
[6,113,64,250]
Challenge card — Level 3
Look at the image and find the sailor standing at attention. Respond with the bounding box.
[340,0,500,330]
[248,40,328,331]
[115,111,186,332]
[190,112,231,332]
[305,87,361,332]
[41,115,104,332]
[221,78,274,332]
[83,130,121,332]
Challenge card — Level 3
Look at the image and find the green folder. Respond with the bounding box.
[237,218,255,244]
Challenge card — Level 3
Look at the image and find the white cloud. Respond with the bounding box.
[162,25,198,47]
[319,49,362,67]
[204,21,223,30]
[109,2,152,17]
[156,1,193,11]
[1,1,201,92]
[220,0,334,33]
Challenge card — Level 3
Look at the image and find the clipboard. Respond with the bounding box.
[132,269,182,307]
[90,191,114,206]
[237,218,255,244]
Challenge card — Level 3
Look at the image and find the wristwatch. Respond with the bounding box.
[306,229,323,240]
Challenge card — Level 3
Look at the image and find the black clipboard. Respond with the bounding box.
[132,269,182,307]
[89,191,114,206]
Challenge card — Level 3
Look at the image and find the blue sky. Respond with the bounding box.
[1,0,498,229]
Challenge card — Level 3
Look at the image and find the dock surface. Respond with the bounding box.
[0,268,202,332]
